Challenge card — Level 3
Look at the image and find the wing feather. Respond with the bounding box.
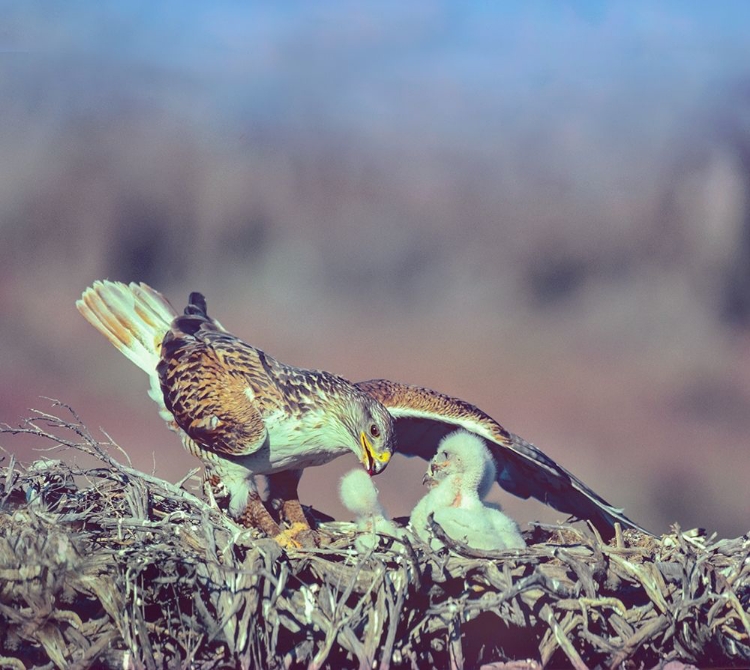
[158,315,268,458]
[356,378,648,538]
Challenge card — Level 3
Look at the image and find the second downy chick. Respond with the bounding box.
[340,469,405,552]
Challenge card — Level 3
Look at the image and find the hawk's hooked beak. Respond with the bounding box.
[360,431,391,476]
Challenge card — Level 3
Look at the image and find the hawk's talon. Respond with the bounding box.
[273,522,318,548]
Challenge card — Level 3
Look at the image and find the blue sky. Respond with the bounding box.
[4,1,750,195]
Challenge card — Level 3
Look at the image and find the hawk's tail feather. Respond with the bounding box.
[78,280,180,426]
[77,280,177,374]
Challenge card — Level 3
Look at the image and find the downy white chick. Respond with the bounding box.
[409,430,525,551]
[339,469,405,552]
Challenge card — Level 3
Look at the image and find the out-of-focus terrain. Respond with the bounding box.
[2,3,750,537]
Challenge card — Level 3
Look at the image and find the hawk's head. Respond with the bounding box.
[350,395,394,476]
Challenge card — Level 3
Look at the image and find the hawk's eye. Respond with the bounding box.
[369,424,380,439]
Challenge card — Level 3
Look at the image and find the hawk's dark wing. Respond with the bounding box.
[356,378,649,539]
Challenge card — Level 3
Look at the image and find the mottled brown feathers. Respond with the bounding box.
[158,314,270,457]
[156,296,371,460]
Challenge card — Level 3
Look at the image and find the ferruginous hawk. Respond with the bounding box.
[77,281,647,544]
[78,281,393,545]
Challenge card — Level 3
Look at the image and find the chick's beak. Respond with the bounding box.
[430,460,449,475]
[422,459,447,488]
[360,431,391,476]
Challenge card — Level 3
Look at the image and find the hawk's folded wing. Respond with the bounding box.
[158,315,269,458]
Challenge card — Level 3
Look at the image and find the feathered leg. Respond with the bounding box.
[267,469,318,546]
[237,492,286,539]
[203,470,230,511]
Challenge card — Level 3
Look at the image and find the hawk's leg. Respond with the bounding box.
[206,469,304,548]
[268,469,318,547]
[238,492,284,539]
[203,470,230,511]
[204,471,282,537]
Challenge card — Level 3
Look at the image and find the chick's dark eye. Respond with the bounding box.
[370,424,380,438]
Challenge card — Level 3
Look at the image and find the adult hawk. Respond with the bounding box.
[77,281,646,543]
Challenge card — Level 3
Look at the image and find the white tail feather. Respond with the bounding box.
[77,280,176,372]
[77,280,178,423]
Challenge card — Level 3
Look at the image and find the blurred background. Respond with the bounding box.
[2,1,750,537]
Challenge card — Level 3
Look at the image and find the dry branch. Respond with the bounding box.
[0,403,748,669]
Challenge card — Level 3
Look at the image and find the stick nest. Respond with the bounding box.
[0,403,748,669]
